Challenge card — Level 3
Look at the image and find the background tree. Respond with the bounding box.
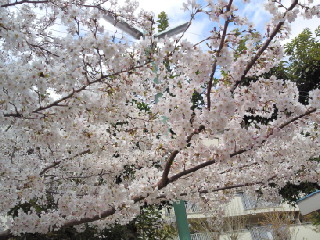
[157,11,169,33]
[285,26,320,104]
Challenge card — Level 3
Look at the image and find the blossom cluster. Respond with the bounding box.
[0,0,319,237]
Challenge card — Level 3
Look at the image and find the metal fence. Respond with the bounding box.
[249,226,272,240]
[164,202,203,218]
[174,232,217,240]
[241,193,280,210]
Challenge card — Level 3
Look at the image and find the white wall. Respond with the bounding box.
[297,192,320,215]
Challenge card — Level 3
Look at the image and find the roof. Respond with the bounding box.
[297,190,320,203]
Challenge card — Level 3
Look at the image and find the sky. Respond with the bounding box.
[47,0,319,45]
[110,0,319,44]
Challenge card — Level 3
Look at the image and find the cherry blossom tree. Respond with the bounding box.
[0,0,319,238]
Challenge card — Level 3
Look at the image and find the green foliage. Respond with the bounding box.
[279,182,320,206]
[240,26,320,128]
[311,211,320,225]
[239,60,288,87]
[241,104,278,129]
[132,99,151,112]
[8,199,45,218]
[285,26,320,104]
[191,90,204,111]
[278,156,319,207]
[135,205,177,239]
[8,193,57,219]
[232,28,262,60]
[310,155,320,162]
[157,11,169,33]
[115,164,136,184]
[12,205,176,240]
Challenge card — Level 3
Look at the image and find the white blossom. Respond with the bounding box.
[0,0,319,237]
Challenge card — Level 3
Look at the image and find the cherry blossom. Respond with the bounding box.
[0,0,319,238]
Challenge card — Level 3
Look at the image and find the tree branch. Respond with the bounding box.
[3,62,151,118]
[206,0,233,111]
[167,159,216,186]
[40,149,91,176]
[1,0,49,7]
[158,125,205,189]
[230,0,298,93]
[33,63,150,113]
[62,208,116,229]
[166,107,316,186]
[277,107,316,130]
[197,174,277,194]
[26,41,60,58]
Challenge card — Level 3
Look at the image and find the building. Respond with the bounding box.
[165,192,320,240]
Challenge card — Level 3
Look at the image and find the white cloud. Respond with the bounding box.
[184,16,211,44]
[137,0,187,20]
[238,0,319,43]
[285,17,319,43]
[282,0,319,42]
[240,0,271,30]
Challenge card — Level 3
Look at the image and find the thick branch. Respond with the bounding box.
[3,113,23,118]
[230,0,298,93]
[158,125,205,189]
[207,0,233,111]
[158,150,179,189]
[167,159,215,186]
[277,108,316,130]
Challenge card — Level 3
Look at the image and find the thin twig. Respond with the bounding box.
[40,149,91,176]
[1,0,49,7]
